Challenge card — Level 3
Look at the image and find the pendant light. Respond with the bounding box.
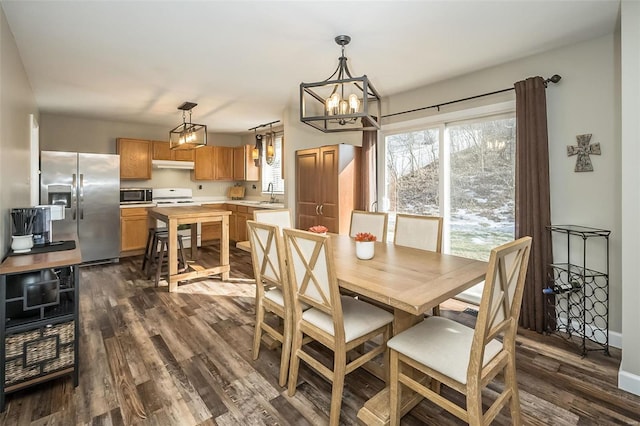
[169,102,207,150]
[265,123,276,165]
[300,35,381,133]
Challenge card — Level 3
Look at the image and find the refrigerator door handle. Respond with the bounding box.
[79,173,84,220]
[71,173,77,220]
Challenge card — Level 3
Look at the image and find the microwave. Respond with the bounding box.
[120,188,153,204]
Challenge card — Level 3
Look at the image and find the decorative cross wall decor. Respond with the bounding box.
[567,134,601,172]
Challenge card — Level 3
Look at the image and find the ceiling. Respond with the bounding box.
[1,1,620,135]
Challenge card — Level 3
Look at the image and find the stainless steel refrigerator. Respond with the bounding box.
[40,151,120,263]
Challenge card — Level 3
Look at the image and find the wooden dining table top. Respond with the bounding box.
[330,234,488,317]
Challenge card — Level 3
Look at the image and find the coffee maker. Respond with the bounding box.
[32,205,65,245]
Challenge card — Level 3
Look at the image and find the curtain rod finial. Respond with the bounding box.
[546,74,562,84]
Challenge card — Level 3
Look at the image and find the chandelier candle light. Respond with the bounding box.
[354,232,376,260]
[300,35,381,133]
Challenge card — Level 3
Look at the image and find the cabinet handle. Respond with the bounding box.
[315,205,320,215]
[319,204,324,215]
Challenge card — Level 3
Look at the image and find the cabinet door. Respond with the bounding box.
[193,146,214,180]
[152,141,172,160]
[117,138,152,180]
[319,146,339,232]
[214,147,234,180]
[237,213,249,241]
[229,213,238,241]
[233,146,246,180]
[296,148,320,229]
[120,208,149,252]
[173,148,195,162]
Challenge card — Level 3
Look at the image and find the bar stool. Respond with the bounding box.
[141,228,168,277]
[154,234,188,287]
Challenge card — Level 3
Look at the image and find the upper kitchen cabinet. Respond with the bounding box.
[152,141,195,162]
[193,145,215,180]
[117,138,152,180]
[214,146,234,181]
[296,144,361,234]
[233,145,259,181]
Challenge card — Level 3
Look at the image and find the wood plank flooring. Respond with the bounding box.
[1,243,639,425]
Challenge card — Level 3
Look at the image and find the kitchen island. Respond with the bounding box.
[147,206,231,292]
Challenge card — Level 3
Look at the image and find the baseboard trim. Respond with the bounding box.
[619,370,640,397]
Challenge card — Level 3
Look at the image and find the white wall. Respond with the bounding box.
[0,5,38,257]
[620,0,640,397]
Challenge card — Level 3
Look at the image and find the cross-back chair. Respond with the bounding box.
[394,213,444,315]
[247,220,292,387]
[387,236,532,426]
[253,208,293,231]
[349,210,389,243]
[282,228,394,426]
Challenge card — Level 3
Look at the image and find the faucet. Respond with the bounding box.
[267,182,276,203]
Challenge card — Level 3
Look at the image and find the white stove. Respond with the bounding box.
[153,188,201,247]
[153,188,201,207]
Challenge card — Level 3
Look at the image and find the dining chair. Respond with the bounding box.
[393,213,443,252]
[247,220,293,387]
[282,228,394,426]
[387,236,532,426]
[349,210,389,243]
[394,213,444,315]
[253,208,292,231]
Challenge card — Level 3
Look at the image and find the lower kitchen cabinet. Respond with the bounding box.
[201,204,224,244]
[0,240,81,411]
[120,207,149,254]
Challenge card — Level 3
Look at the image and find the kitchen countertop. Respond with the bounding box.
[120,200,285,209]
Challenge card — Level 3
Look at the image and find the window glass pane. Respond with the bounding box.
[448,116,516,261]
[384,129,440,215]
[261,135,284,193]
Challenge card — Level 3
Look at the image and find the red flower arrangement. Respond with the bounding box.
[354,232,377,242]
[308,225,328,234]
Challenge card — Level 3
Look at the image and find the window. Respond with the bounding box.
[382,104,515,262]
[261,135,285,194]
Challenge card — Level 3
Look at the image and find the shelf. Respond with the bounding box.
[549,263,607,278]
[547,225,611,238]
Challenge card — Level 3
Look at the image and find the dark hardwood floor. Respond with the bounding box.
[1,244,639,425]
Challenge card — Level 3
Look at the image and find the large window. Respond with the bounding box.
[261,135,285,194]
[382,105,515,262]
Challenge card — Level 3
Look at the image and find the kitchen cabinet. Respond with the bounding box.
[0,239,81,411]
[296,144,361,234]
[214,146,234,181]
[233,145,259,181]
[117,138,152,180]
[201,204,224,244]
[152,141,195,162]
[120,207,149,254]
[193,146,215,180]
[236,205,253,242]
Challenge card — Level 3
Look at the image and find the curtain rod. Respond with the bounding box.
[381,74,562,120]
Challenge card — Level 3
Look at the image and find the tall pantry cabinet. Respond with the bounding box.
[296,144,361,234]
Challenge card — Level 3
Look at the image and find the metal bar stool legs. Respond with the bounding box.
[142,228,168,277]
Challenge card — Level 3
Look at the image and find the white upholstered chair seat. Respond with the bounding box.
[302,295,394,343]
[265,288,309,311]
[387,316,501,384]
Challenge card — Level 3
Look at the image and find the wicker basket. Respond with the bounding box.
[4,321,75,386]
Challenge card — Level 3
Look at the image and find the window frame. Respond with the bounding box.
[261,134,285,195]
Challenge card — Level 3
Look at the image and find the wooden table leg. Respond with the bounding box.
[190,223,198,260]
[168,219,178,292]
[357,309,424,425]
[221,215,229,281]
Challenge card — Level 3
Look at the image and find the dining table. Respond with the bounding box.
[329,234,488,426]
[147,206,231,292]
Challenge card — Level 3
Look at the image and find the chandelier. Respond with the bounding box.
[169,102,207,150]
[300,35,381,133]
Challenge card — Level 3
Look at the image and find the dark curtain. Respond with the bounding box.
[514,76,554,332]
[360,118,378,211]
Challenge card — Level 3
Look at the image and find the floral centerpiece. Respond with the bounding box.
[354,232,376,260]
[354,232,377,242]
[308,225,328,235]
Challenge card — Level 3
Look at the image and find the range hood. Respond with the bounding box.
[152,160,194,170]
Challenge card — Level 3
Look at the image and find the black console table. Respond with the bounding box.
[0,236,81,411]
[544,225,610,356]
